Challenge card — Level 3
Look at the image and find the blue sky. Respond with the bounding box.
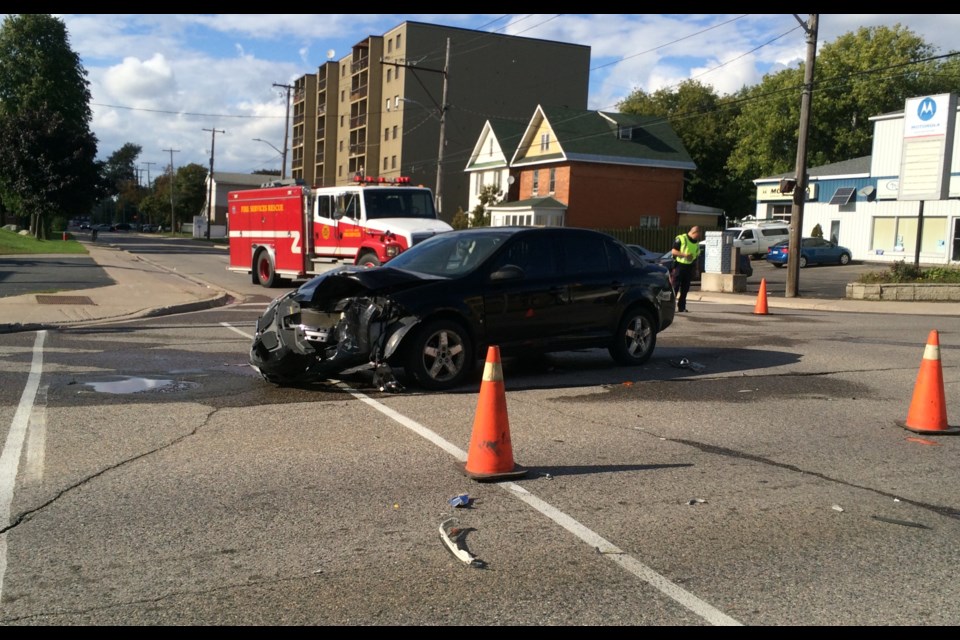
[46,14,960,179]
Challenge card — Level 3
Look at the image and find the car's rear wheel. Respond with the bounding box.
[799,255,808,268]
[609,307,656,366]
[405,319,474,391]
[839,253,851,265]
[772,263,783,268]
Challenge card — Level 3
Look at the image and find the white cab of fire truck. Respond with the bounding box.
[310,176,453,268]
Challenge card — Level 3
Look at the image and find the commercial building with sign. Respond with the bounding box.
[752,94,960,265]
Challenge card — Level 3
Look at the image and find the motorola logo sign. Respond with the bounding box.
[917,97,937,121]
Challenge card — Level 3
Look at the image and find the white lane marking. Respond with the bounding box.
[227,323,742,625]
[0,330,47,601]
[221,321,254,339]
[24,385,47,485]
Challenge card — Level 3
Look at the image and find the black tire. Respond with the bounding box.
[357,251,381,268]
[773,263,784,268]
[609,307,656,366]
[405,319,474,391]
[255,251,279,288]
[799,255,808,268]
[839,253,851,265]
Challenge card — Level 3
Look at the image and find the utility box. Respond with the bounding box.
[704,231,735,274]
[701,230,746,293]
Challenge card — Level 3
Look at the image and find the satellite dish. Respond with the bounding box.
[858,185,876,201]
[326,49,336,60]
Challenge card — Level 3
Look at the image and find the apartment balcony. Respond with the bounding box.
[318,78,326,91]
[350,56,369,74]
[316,104,326,116]
[292,157,303,170]
[349,143,367,156]
[294,88,306,102]
[349,114,367,129]
[293,113,305,125]
[350,84,368,100]
[292,136,304,147]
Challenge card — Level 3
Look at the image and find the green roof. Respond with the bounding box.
[513,105,695,170]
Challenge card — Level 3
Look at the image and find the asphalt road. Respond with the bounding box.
[1,238,958,625]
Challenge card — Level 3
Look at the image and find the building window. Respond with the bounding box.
[393,125,398,138]
[387,39,393,54]
[532,170,539,195]
[384,127,389,141]
[771,205,792,222]
[387,68,392,82]
[391,155,397,170]
[386,98,391,112]
[394,95,399,109]
[384,156,389,170]
[339,140,343,151]
[340,90,344,103]
[396,33,402,49]
[540,133,550,151]
[340,115,344,128]
[489,139,494,155]
[549,168,556,193]
[639,216,659,229]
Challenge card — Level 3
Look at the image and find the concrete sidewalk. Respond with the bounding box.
[2,242,959,335]
[0,242,234,334]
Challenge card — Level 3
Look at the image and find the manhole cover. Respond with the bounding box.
[35,295,95,305]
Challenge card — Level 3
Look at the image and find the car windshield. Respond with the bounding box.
[363,189,436,220]
[387,231,508,277]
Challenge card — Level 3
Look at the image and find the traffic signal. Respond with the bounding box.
[779,178,797,194]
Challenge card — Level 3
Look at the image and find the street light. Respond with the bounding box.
[252,138,286,179]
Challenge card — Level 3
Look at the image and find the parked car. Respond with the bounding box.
[766,237,852,268]
[140,223,157,233]
[726,222,791,258]
[249,226,676,391]
[92,223,114,232]
[627,244,663,263]
[113,223,132,231]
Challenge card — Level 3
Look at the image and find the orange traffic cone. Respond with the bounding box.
[753,278,769,315]
[897,330,959,435]
[463,346,528,481]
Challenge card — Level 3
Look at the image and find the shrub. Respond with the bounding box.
[811,223,823,238]
[857,260,960,283]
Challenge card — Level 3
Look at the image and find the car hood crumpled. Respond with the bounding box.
[292,265,446,306]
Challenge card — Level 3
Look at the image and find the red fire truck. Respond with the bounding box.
[227,176,453,287]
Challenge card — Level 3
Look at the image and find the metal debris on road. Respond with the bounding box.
[439,518,484,568]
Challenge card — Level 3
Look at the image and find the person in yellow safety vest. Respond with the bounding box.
[671,225,702,313]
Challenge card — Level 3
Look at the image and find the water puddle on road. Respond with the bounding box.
[84,377,198,394]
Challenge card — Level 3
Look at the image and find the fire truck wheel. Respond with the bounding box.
[405,318,475,391]
[255,250,279,288]
[358,252,381,268]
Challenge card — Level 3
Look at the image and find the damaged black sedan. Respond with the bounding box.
[250,226,675,391]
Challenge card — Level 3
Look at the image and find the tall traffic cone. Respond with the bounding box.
[753,278,769,315]
[897,330,959,435]
[463,346,528,481]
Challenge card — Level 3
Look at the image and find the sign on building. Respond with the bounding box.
[897,93,957,201]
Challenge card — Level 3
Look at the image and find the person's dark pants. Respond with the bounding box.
[675,263,695,311]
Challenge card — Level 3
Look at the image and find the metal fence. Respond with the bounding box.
[593,226,721,254]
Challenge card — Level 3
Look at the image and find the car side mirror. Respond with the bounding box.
[332,209,344,220]
[489,264,524,281]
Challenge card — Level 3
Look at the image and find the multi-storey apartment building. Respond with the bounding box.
[290,20,590,221]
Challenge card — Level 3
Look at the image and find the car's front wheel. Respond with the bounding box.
[609,307,656,366]
[799,255,808,268]
[405,319,474,391]
[839,253,851,265]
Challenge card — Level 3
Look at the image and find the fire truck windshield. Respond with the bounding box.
[363,189,436,220]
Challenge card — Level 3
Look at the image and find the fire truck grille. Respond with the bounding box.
[410,232,437,246]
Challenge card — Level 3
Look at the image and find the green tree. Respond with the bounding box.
[470,184,501,227]
[0,14,98,238]
[618,80,751,218]
[171,163,208,232]
[727,24,954,184]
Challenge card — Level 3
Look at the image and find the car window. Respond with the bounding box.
[489,235,557,279]
[561,233,615,275]
[741,229,755,240]
[761,228,788,237]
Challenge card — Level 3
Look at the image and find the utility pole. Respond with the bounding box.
[273,82,294,180]
[203,127,225,240]
[786,14,818,298]
[380,39,450,216]
[434,38,450,217]
[163,148,180,234]
[142,161,156,188]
